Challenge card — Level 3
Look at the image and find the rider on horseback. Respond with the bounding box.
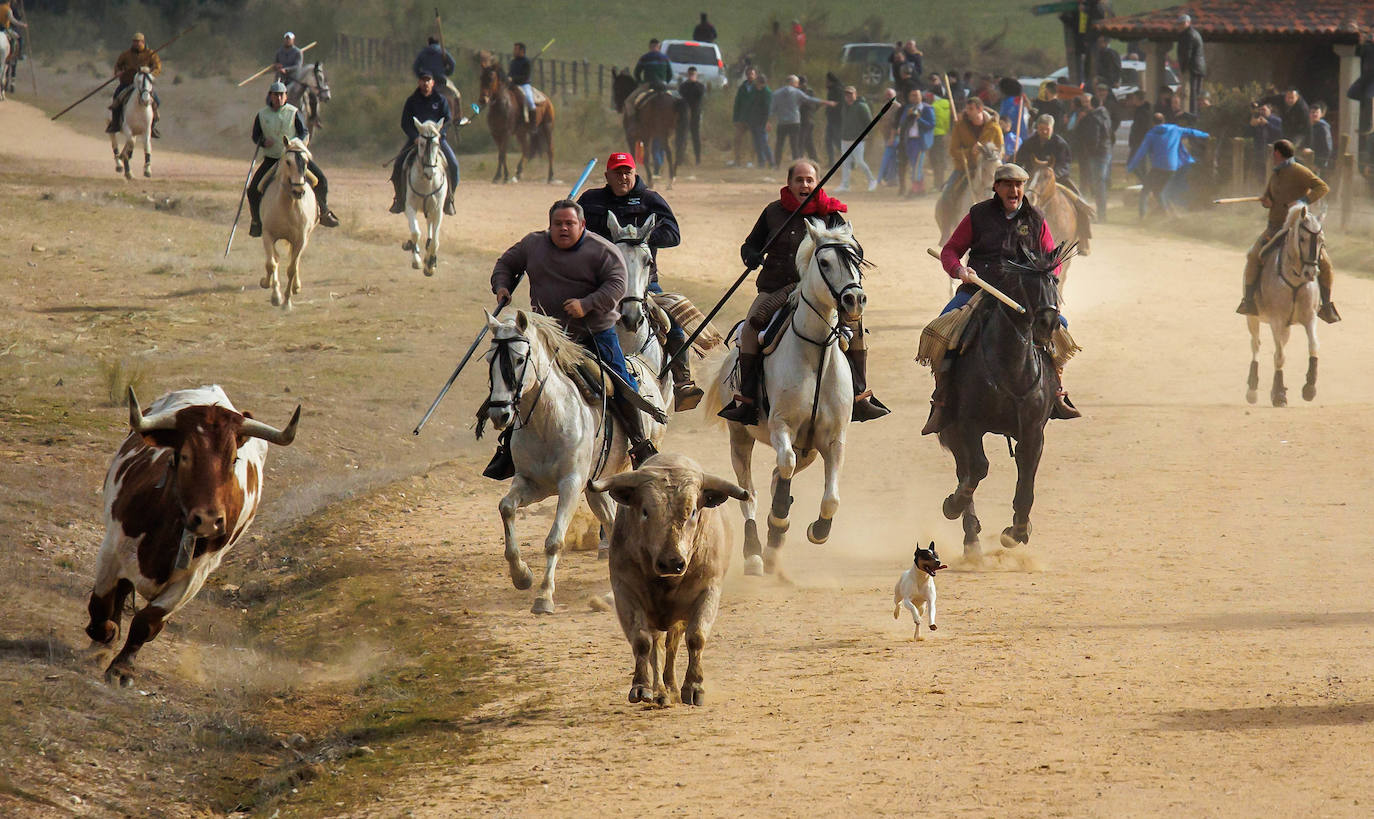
[272,32,302,84]
[507,42,536,123]
[926,162,1080,435]
[248,82,339,236]
[107,33,161,139]
[623,39,675,116]
[577,151,704,411]
[1014,115,1073,187]
[0,1,25,79]
[484,200,664,478]
[717,159,890,425]
[389,70,460,216]
[1236,139,1340,323]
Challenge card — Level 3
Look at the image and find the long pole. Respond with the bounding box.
[924,248,1025,313]
[236,41,316,87]
[1014,96,1024,157]
[412,158,599,435]
[224,145,260,257]
[943,72,976,195]
[659,96,898,381]
[51,25,196,121]
[434,8,445,53]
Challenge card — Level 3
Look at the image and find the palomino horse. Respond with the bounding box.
[708,220,869,577]
[1246,203,1323,407]
[938,243,1075,559]
[608,211,675,407]
[480,310,666,613]
[1025,159,1093,295]
[258,139,318,310]
[934,141,1002,244]
[476,57,554,183]
[111,67,154,179]
[402,118,448,277]
[283,62,331,143]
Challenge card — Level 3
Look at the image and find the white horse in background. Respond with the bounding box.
[0,32,12,101]
[402,118,448,277]
[1247,203,1323,407]
[608,211,675,409]
[259,139,318,310]
[283,61,331,142]
[707,219,868,576]
[111,67,154,179]
[481,310,666,614]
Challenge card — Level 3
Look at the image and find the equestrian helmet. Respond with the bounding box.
[269,81,288,93]
[994,163,1030,183]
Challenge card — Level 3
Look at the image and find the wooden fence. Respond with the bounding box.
[332,33,616,98]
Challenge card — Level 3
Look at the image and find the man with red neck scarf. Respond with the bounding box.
[718,160,890,425]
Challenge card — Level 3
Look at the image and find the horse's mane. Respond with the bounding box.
[515,311,596,377]
[794,218,868,275]
[1004,241,1079,277]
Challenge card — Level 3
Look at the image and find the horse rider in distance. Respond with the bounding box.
[944,97,1002,190]
[717,159,890,426]
[1,1,27,67]
[248,81,339,236]
[108,32,161,139]
[272,31,302,84]
[507,41,536,123]
[389,70,460,217]
[484,199,664,479]
[413,34,468,124]
[929,162,1080,435]
[1015,114,1073,190]
[624,38,673,114]
[1236,138,1340,323]
[577,151,705,411]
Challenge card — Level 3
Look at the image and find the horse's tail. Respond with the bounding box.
[674,98,688,157]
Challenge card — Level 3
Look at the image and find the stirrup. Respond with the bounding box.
[1235,296,1258,316]
[388,198,405,214]
[443,198,457,216]
[482,444,515,480]
[1318,302,1341,324]
[1051,390,1082,420]
[673,381,704,412]
[852,392,890,422]
[628,439,658,468]
[717,397,759,425]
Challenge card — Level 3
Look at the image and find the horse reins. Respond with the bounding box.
[793,241,865,453]
[407,135,446,205]
[486,335,547,431]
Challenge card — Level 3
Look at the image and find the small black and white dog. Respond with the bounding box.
[893,543,948,640]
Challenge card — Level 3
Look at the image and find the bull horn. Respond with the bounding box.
[700,474,751,502]
[240,405,302,446]
[127,387,178,434]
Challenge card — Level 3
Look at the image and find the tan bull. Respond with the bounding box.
[592,454,749,707]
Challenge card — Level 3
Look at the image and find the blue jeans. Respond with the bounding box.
[1082,153,1110,217]
[438,136,460,186]
[941,282,1068,327]
[646,281,686,346]
[750,125,772,166]
[583,327,637,391]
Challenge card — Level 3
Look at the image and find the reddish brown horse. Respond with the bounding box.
[611,68,685,188]
[477,57,555,184]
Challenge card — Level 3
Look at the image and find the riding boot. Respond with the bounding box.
[1236,281,1259,316]
[717,352,762,425]
[846,348,890,422]
[151,107,161,139]
[1317,282,1341,324]
[666,338,704,411]
[389,160,406,214]
[248,195,263,238]
[611,393,657,468]
[482,427,516,481]
[316,190,340,228]
[1051,367,1082,420]
[921,358,953,436]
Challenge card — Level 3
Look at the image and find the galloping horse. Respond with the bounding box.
[1025,159,1092,295]
[1246,203,1323,407]
[0,30,13,101]
[937,243,1074,559]
[935,142,1002,244]
[612,69,686,187]
[111,67,154,179]
[402,118,448,277]
[480,311,666,613]
[258,139,318,310]
[608,211,675,406]
[708,220,869,576]
[476,56,555,184]
[283,62,331,142]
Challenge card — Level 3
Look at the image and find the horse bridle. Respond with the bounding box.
[408,134,445,201]
[486,335,546,429]
[613,235,654,318]
[284,148,309,196]
[136,70,153,103]
[794,241,865,346]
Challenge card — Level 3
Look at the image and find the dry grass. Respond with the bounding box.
[98,356,148,407]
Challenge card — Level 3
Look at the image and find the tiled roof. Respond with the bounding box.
[1096,1,1371,42]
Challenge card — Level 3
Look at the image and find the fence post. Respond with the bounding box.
[598,64,604,97]
[572,59,578,95]
[537,58,544,88]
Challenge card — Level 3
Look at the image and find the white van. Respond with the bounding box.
[660,39,728,89]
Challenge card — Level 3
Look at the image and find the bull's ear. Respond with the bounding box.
[591,471,651,507]
[700,474,750,508]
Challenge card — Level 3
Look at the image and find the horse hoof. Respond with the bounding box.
[530,597,555,615]
[762,548,779,575]
[424,268,435,278]
[401,239,415,251]
[743,555,764,576]
[511,565,533,590]
[807,517,833,544]
[629,685,652,703]
[1302,384,1316,402]
[1245,390,1258,405]
[143,169,151,178]
[942,494,966,520]
[259,276,271,289]
[270,291,282,307]
[1271,392,1287,408]
[412,259,422,270]
[681,683,705,706]
[1000,526,1029,549]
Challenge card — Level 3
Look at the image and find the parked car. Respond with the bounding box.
[840,42,896,90]
[660,39,728,89]
[1020,59,1179,101]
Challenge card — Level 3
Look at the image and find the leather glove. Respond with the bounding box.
[742,248,764,268]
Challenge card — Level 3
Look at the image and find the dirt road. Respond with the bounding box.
[3,99,1374,816]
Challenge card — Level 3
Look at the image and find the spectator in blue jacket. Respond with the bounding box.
[900,89,937,196]
[1126,112,1209,217]
[1249,104,1282,180]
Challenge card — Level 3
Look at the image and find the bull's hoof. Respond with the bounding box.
[681,682,705,706]
[1245,389,1258,405]
[1000,525,1030,549]
[530,597,555,615]
[511,562,533,590]
[628,684,652,703]
[1302,384,1316,402]
[743,555,764,576]
[807,517,833,544]
[652,688,669,707]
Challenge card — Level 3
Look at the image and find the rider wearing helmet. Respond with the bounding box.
[247,81,338,235]
[108,32,162,139]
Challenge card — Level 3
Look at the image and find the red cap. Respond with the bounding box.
[607,152,636,170]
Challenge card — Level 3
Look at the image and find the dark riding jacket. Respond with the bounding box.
[413,44,456,83]
[508,55,531,85]
[741,202,847,294]
[402,88,453,139]
[1015,133,1073,182]
[578,179,680,281]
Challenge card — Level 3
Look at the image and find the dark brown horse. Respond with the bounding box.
[477,57,555,183]
[611,68,685,188]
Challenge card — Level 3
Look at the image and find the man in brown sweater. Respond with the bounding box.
[1237,139,1339,322]
[108,32,162,138]
[485,199,662,477]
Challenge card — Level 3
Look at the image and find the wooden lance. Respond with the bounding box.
[925,248,1026,313]
[236,41,317,87]
[51,25,196,121]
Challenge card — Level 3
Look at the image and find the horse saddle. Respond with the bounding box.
[572,358,668,423]
[516,84,548,105]
[110,84,133,109]
[626,84,672,116]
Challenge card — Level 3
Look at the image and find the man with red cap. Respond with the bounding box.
[718,159,889,425]
[577,152,704,410]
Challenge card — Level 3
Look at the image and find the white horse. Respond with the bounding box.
[481,310,666,614]
[402,118,448,277]
[259,139,318,310]
[111,67,154,179]
[1246,203,1323,407]
[608,211,675,407]
[0,31,12,101]
[707,219,868,576]
[284,62,330,142]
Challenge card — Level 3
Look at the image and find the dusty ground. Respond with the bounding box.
[3,97,1374,816]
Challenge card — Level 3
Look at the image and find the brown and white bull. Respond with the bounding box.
[85,385,300,686]
[591,454,749,707]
